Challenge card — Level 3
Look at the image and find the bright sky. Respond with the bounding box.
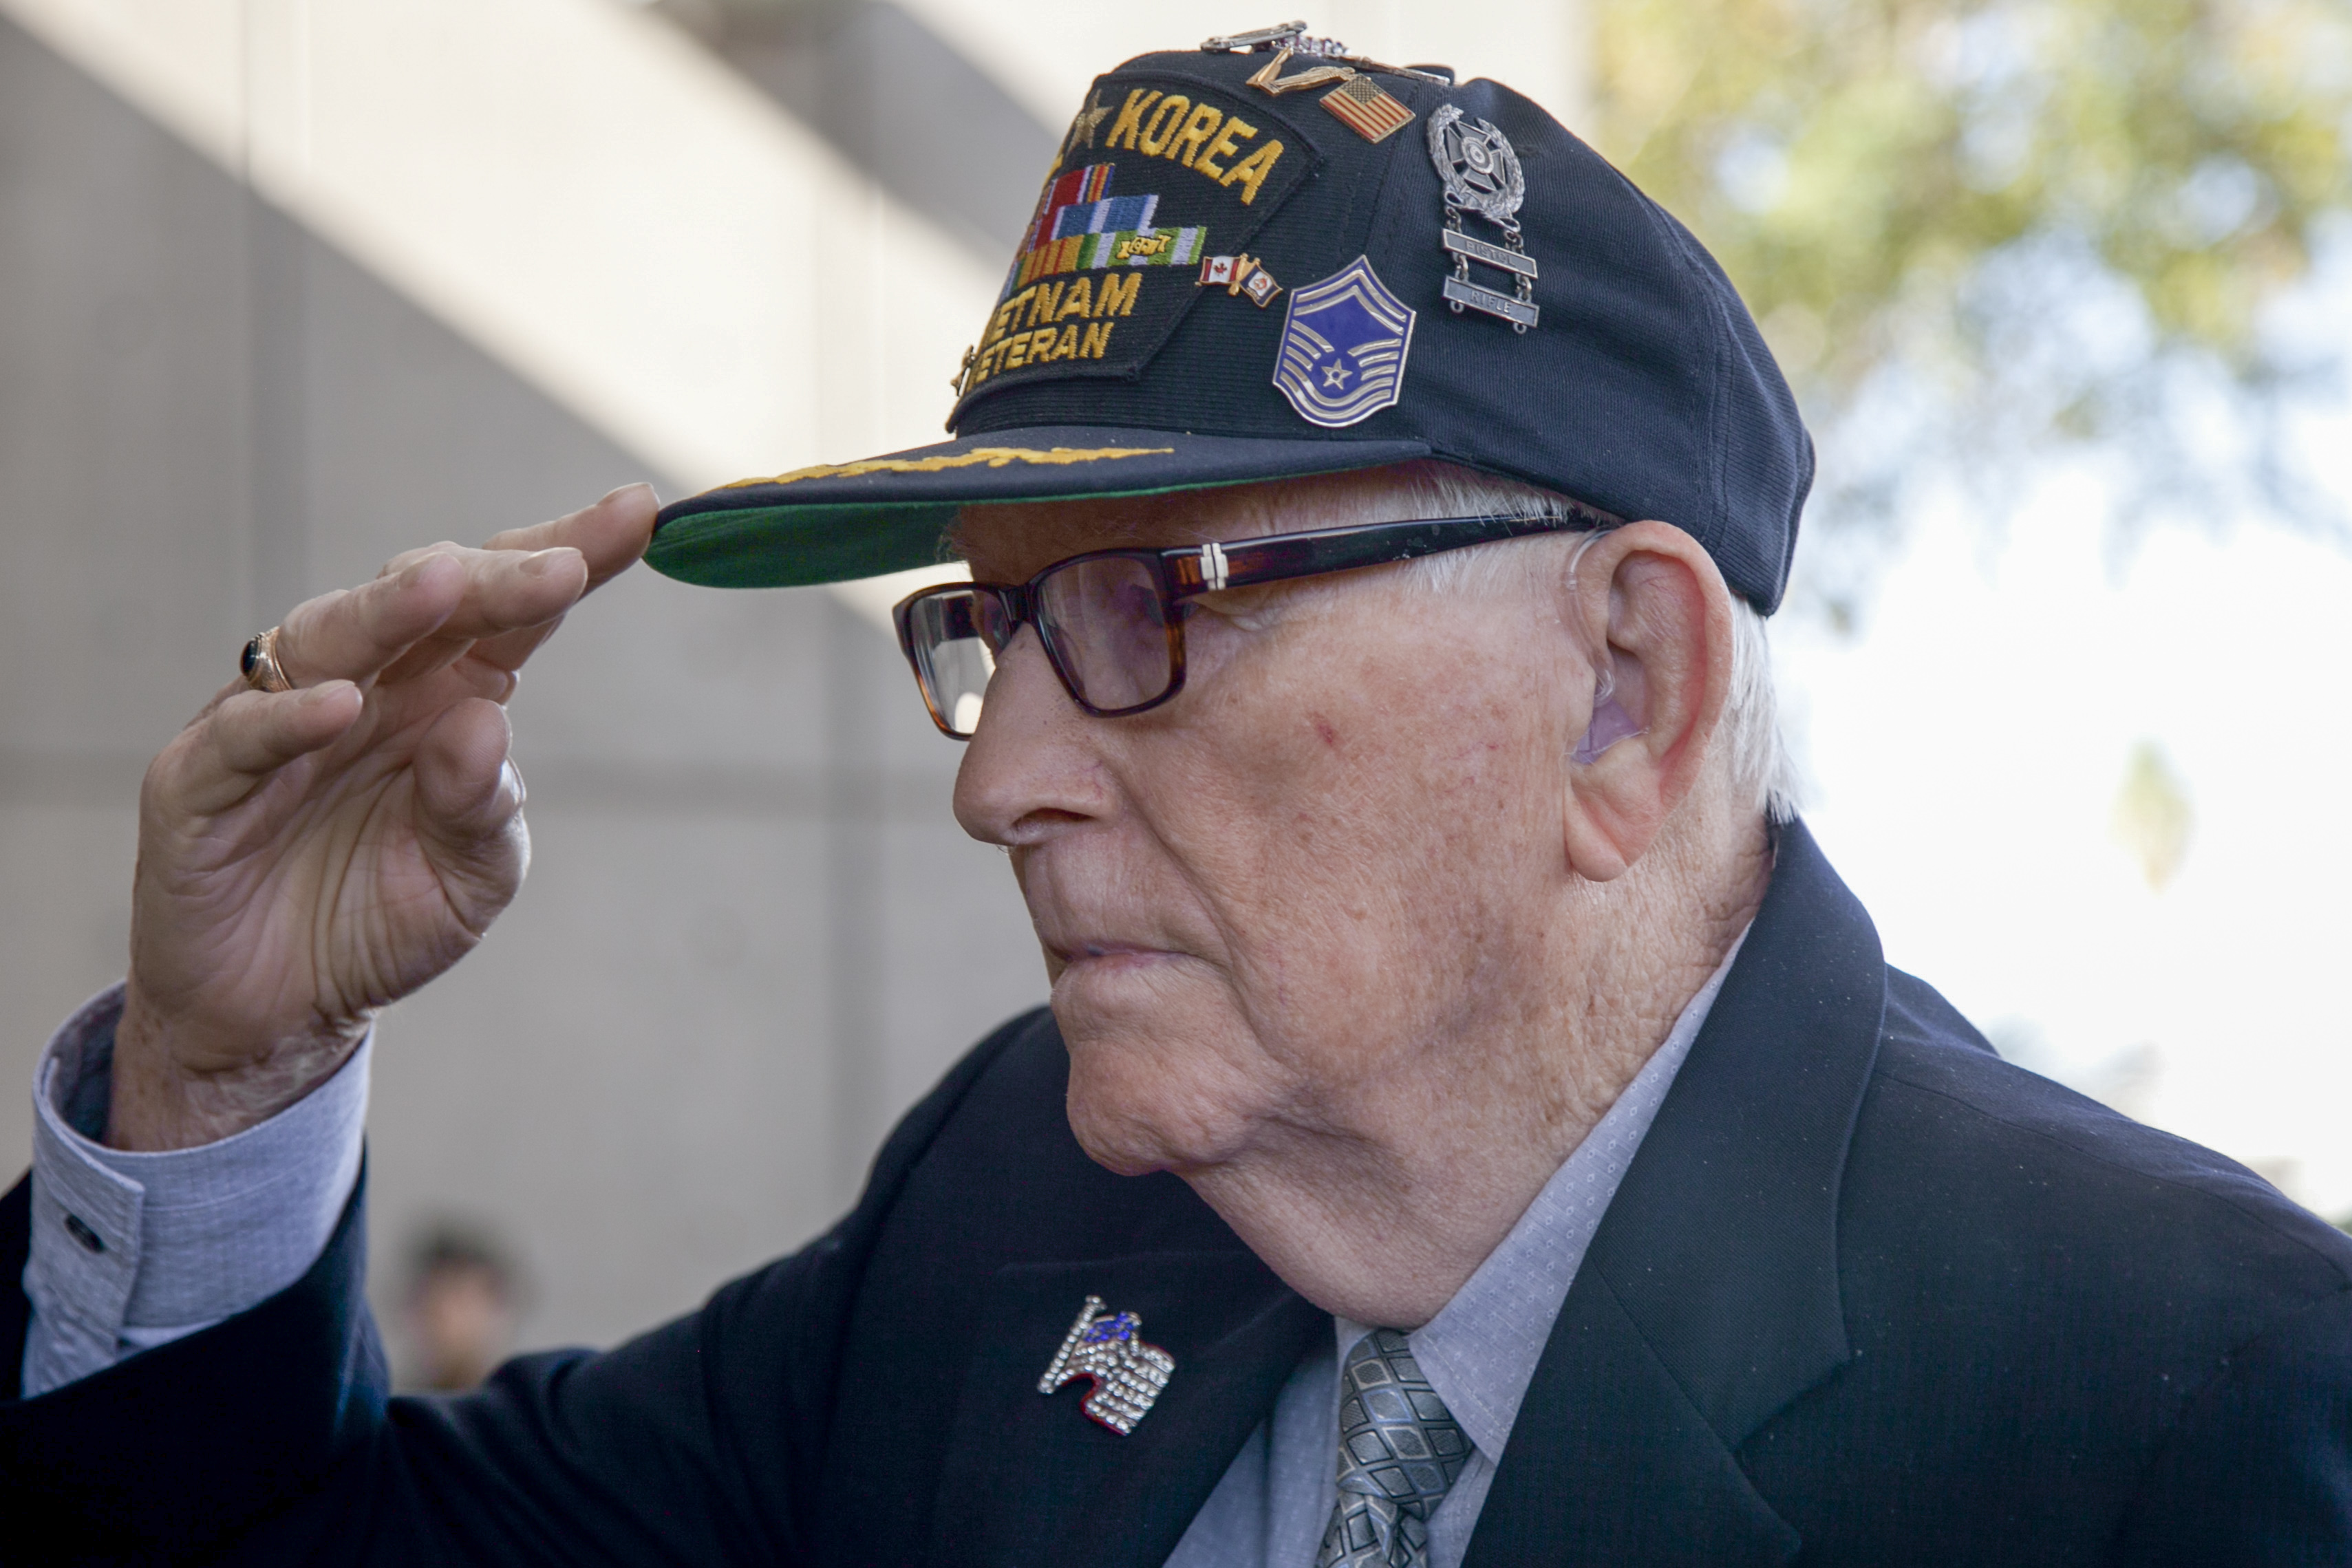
[1781,396,2352,1218]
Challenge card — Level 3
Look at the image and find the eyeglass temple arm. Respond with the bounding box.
[1166,508,1620,598]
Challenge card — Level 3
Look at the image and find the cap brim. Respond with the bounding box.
[647,424,1433,588]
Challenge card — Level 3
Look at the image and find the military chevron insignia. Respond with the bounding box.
[1037,1296,1177,1435]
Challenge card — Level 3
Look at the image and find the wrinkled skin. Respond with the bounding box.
[952,467,1769,1327]
[108,487,657,1151]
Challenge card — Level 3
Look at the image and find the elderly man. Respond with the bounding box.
[4,27,2349,1566]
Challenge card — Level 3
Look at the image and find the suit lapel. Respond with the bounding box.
[1466,819,1884,1565]
[1462,1274,1801,1567]
[0,1174,28,1401]
[929,1249,1323,1568]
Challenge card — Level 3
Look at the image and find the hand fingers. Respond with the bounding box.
[482,483,659,593]
[286,546,588,691]
[370,552,584,689]
[409,696,515,833]
[378,482,655,687]
[153,682,365,817]
[248,485,648,703]
[275,552,468,689]
[409,698,530,933]
[467,614,565,678]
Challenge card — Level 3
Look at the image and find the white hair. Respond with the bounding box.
[1378,464,1802,824]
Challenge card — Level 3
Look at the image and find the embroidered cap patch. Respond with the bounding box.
[953,76,1316,414]
[1272,257,1415,429]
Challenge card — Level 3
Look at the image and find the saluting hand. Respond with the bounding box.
[106,486,659,1151]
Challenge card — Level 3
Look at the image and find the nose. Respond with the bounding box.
[952,623,1118,848]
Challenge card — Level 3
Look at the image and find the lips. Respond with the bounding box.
[1018,850,1212,978]
[1051,941,1182,968]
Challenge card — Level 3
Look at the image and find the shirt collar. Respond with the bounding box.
[1337,926,1750,1459]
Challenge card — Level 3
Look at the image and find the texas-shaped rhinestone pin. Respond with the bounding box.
[1038,1296,1177,1435]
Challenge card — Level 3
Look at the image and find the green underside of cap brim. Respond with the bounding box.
[645,464,1424,589]
[646,502,965,590]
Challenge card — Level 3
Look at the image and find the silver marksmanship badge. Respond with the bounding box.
[1271,257,1415,429]
[1038,1296,1177,1435]
[1428,105,1539,332]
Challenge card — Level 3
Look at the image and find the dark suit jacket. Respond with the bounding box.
[4,821,2350,1566]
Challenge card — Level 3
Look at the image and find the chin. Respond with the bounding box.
[1056,1009,1263,1179]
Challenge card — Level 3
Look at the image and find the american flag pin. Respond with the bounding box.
[1038,1295,1176,1435]
[1321,76,1415,144]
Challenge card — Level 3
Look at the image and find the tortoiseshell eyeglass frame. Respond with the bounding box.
[891,502,1625,740]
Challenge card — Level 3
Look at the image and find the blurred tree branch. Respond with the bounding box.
[1592,0,2352,625]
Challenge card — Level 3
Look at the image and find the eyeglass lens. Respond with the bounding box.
[1034,555,1173,714]
[905,589,1005,737]
[905,554,1177,737]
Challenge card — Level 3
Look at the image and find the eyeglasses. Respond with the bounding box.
[891,505,1620,739]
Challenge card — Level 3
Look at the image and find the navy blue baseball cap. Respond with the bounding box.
[648,25,1813,613]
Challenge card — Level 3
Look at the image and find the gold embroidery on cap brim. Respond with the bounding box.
[724,446,1177,488]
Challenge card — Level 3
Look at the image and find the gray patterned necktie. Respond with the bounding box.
[1316,1330,1473,1568]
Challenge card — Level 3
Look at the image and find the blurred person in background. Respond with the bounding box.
[5,23,2351,1565]
[398,1224,523,1394]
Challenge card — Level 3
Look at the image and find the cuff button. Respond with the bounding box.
[63,1213,105,1254]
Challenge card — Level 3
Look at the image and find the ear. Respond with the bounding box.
[1558,522,1738,882]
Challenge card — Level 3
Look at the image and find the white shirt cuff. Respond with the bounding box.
[20,983,370,1397]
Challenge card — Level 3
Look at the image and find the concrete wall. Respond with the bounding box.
[0,13,1048,1349]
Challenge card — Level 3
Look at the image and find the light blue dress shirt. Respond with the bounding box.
[1166,936,1740,1568]
[21,936,1741,1567]
[21,984,370,1397]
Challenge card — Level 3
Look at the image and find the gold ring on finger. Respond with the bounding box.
[239,627,294,694]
